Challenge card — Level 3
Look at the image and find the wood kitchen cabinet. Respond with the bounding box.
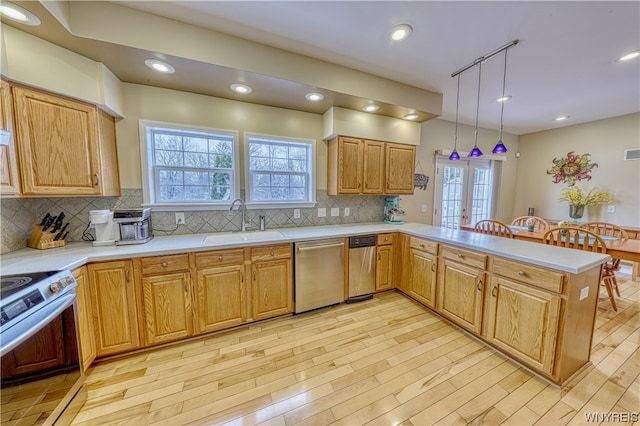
[72,266,96,371]
[194,249,247,334]
[139,254,193,346]
[385,142,415,194]
[88,260,140,356]
[375,233,394,291]
[408,237,438,309]
[437,245,487,335]
[327,136,414,195]
[0,79,20,196]
[251,244,293,320]
[11,84,120,196]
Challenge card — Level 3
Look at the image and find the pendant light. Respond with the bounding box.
[492,48,509,154]
[468,61,483,157]
[449,74,461,161]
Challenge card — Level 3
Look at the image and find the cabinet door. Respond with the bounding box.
[338,137,363,193]
[12,85,101,196]
[409,248,437,309]
[486,276,561,376]
[385,143,415,194]
[72,266,96,371]
[252,258,293,320]
[196,264,246,334]
[0,80,20,196]
[88,260,140,356]
[437,259,485,334]
[376,244,394,291]
[363,140,384,194]
[142,272,193,345]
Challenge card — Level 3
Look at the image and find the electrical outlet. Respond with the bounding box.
[607,205,616,213]
[331,207,339,217]
[317,207,326,217]
[175,212,185,225]
[344,207,350,217]
[421,204,427,213]
[293,209,301,219]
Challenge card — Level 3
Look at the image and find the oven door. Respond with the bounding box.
[1,291,86,425]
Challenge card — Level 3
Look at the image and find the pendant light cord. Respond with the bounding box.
[454,74,461,150]
[474,61,482,147]
[498,49,508,140]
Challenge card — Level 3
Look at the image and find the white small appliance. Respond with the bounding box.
[89,210,119,246]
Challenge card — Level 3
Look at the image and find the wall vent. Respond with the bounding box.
[623,148,640,160]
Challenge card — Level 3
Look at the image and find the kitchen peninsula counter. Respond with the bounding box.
[2,222,608,275]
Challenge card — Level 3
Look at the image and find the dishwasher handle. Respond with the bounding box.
[297,242,344,252]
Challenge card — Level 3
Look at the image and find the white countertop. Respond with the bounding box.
[0,222,609,275]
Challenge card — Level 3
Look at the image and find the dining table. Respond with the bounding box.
[460,224,640,281]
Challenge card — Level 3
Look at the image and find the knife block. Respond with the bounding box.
[27,225,66,250]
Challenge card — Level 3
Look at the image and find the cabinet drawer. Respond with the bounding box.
[377,233,395,245]
[410,237,438,254]
[141,254,190,275]
[195,249,244,268]
[441,245,486,269]
[491,257,564,293]
[251,244,292,261]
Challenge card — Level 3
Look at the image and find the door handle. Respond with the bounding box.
[94,173,100,186]
[491,286,497,297]
[431,262,436,272]
[297,242,344,252]
[476,279,482,291]
[125,270,130,282]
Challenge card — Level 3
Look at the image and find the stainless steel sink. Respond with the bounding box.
[202,230,284,244]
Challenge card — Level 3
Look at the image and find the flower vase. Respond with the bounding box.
[569,205,584,219]
[527,224,535,232]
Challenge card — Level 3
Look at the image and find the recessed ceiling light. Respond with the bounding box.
[554,115,570,121]
[144,59,175,74]
[403,113,419,120]
[305,92,324,102]
[230,83,252,94]
[0,2,41,25]
[390,24,413,42]
[495,95,512,103]
[363,104,380,113]
[616,50,640,62]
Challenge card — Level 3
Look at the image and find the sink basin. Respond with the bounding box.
[202,230,284,244]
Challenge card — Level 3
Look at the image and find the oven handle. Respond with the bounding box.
[0,291,76,357]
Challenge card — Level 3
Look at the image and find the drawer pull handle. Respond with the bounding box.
[457,253,464,259]
[419,244,425,249]
[476,279,482,291]
[161,262,168,268]
[491,286,497,297]
[270,251,274,256]
[518,271,525,277]
[218,256,223,261]
[431,262,436,272]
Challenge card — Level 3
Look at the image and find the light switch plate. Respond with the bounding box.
[293,209,300,219]
[331,207,339,217]
[175,212,185,225]
[344,207,350,217]
[421,204,427,213]
[317,208,326,217]
[607,205,616,213]
[579,286,589,301]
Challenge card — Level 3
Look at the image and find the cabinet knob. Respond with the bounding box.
[218,256,223,261]
[518,271,525,277]
[419,244,425,249]
[270,251,274,256]
[457,253,464,259]
[161,262,168,268]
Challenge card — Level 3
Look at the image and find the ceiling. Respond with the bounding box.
[4,1,639,135]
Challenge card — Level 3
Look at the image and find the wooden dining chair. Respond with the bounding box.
[474,220,514,238]
[511,216,550,231]
[580,222,628,298]
[543,227,618,311]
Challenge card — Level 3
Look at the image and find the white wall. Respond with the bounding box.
[514,113,640,227]
[117,83,326,190]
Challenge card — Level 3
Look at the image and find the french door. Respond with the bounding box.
[434,157,494,229]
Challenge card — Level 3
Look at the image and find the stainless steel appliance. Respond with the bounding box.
[1,270,86,425]
[347,234,377,303]
[294,238,345,313]
[114,208,153,245]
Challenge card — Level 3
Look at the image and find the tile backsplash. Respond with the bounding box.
[0,189,386,254]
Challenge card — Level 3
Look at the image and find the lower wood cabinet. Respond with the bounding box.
[88,260,140,356]
[408,239,438,309]
[375,233,395,291]
[251,245,293,320]
[72,266,96,371]
[194,249,247,334]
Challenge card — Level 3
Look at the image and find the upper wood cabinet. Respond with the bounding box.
[327,136,415,195]
[11,84,120,197]
[0,79,20,196]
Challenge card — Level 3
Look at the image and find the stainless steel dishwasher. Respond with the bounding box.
[347,234,377,303]
[294,238,345,313]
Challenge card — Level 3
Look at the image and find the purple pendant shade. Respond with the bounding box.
[492,140,508,154]
[468,146,483,157]
[448,150,461,160]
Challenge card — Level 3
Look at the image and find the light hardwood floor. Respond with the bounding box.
[71,271,639,425]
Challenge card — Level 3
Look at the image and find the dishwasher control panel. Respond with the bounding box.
[348,234,377,248]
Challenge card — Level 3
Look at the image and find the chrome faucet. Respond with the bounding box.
[230,198,251,232]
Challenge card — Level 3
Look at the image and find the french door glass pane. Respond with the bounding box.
[441,166,465,229]
[470,166,493,225]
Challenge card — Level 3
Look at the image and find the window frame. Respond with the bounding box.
[139,120,240,211]
[244,132,316,209]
